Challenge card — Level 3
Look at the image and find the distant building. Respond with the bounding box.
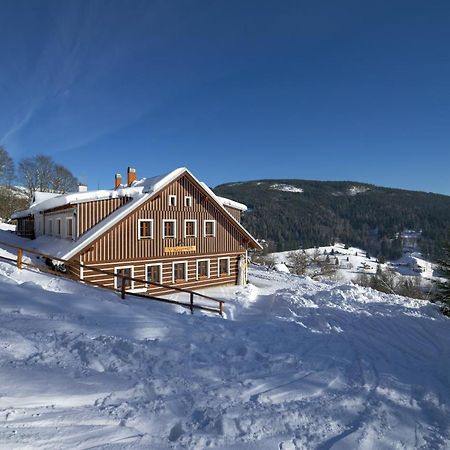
[12,167,262,294]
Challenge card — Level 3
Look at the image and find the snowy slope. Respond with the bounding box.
[0,239,450,447]
[272,243,438,283]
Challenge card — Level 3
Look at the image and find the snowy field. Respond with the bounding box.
[0,234,450,448]
[271,243,438,283]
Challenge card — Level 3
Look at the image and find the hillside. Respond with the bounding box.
[214,180,450,260]
[0,185,29,221]
[1,224,450,448]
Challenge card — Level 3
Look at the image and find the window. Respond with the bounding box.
[56,219,61,236]
[48,219,53,235]
[168,195,177,207]
[138,219,153,239]
[66,218,73,239]
[184,219,197,238]
[218,257,231,276]
[184,196,192,207]
[172,261,188,282]
[146,263,162,286]
[196,259,210,279]
[163,220,176,239]
[115,266,134,290]
[204,220,216,237]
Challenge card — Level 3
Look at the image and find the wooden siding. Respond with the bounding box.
[76,197,132,237]
[79,174,248,264]
[80,252,241,296]
[224,206,241,222]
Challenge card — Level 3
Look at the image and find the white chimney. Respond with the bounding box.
[78,184,88,193]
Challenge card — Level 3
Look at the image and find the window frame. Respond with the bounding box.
[162,219,177,239]
[183,219,197,238]
[196,258,210,280]
[55,218,61,236]
[168,195,177,207]
[145,263,163,287]
[203,219,216,237]
[184,196,192,207]
[172,261,188,283]
[66,217,74,239]
[217,257,231,277]
[48,219,53,235]
[114,265,135,290]
[138,219,154,240]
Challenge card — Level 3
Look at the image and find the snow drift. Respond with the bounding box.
[0,254,449,448]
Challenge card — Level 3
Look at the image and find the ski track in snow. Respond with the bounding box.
[0,259,449,449]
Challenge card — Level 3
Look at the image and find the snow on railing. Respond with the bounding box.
[0,240,224,317]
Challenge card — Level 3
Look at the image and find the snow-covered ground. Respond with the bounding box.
[270,184,304,193]
[271,243,438,283]
[0,231,450,448]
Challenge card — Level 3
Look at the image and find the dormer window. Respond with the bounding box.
[168,195,177,207]
[184,196,192,207]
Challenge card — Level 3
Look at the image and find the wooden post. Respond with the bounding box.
[190,292,194,314]
[219,301,224,317]
[17,248,23,270]
[121,278,126,300]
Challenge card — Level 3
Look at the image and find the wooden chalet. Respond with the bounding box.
[12,167,262,295]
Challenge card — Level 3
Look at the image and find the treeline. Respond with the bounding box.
[0,147,79,220]
[214,179,450,262]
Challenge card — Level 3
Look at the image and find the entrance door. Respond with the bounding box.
[116,267,133,290]
[173,262,186,282]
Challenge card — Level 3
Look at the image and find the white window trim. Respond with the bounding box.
[162,219,177,239]
[196,258,211,280]
[114,265,135,290]
[172,260,188,283]
[184,196,192,207]
[138,219,154,240]
[203,220,216,237]
[145,263,163,287]
[66,217,74,239]
[168,195,177,207]
[217,256,231,277]
[183,219,197,238]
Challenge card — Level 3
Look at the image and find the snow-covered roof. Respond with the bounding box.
[215,195,247,212]
[13,167,262,259]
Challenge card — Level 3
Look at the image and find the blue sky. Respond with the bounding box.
[1,0,449,194]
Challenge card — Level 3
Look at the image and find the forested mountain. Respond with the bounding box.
[214,180,450,261]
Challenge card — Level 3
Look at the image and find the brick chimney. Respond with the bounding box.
[127,167,136,186]
[114,173,122,189]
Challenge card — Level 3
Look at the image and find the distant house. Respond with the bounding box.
[12,167,262,294]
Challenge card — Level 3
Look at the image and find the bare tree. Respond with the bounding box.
[0,146,15,186]
[288,251,310,275]
[19,154,78,198]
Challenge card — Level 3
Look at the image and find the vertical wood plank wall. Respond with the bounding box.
[224,206,241,222]
[80,174,247,263]
[76,197,131,237]
[72,174,248,294]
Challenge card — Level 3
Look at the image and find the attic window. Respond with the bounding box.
[168,195,177,207]
[138,219,153,239]
[204,220,216,237]
[184,196,192,207]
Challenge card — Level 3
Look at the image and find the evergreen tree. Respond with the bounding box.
[434,242,450,313]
